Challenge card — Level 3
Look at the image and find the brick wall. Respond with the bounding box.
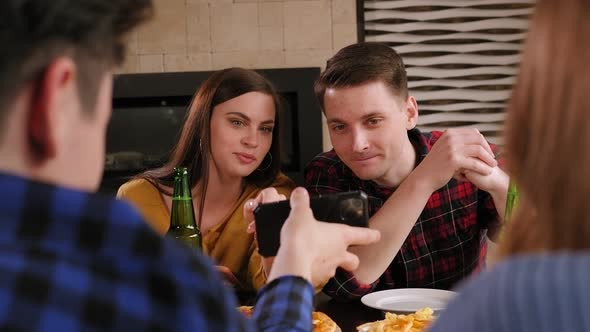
[119,0,358,74]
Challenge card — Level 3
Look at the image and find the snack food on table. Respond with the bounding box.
[312,311,341,332]
[237,305,254,318]
[238,306,341,332]
[356,307,435,332]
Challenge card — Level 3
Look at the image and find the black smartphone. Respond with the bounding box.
[254,190,369,257]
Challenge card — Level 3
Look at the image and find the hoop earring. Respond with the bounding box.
[257,152,272,172]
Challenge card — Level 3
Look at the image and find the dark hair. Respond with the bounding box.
[0,0,153,127]
[498,0,590,258]
[138,68,283,227]
[314,42,408,110]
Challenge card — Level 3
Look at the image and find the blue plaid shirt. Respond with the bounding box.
[0,172,313,331]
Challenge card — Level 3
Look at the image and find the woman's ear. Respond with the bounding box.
[404,95,419,130]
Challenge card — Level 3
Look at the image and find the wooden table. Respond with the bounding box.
[314,293,384,332]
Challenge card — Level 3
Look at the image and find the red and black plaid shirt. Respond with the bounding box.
[305,129,502,300]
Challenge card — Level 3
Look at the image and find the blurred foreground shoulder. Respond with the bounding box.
[429,253,590,332]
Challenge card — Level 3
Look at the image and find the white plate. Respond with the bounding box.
[361,288,456,314]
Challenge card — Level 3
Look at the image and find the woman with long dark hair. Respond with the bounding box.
[117,68,294,292]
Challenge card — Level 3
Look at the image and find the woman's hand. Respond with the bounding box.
[243,189,286,234]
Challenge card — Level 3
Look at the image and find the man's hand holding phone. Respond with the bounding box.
[243,187,379,287]
[253,190,370,257]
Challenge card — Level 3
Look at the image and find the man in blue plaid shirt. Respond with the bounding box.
[0,1,380,331]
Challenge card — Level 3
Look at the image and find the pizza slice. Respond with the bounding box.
[312,311,341,332]
[237,306,340,332]
[237,305,254,318]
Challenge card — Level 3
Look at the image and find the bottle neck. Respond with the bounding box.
[172,175,192,200]
[504,180,519,223]
[170,169,198,229]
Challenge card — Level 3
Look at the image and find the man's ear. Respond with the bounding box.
[28,58,76,163]
[404,95,419,130]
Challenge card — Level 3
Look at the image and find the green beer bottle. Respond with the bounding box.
[167,167,202,251]
[504,180,519,224]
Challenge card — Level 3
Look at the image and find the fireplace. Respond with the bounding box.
[100,68,323,195]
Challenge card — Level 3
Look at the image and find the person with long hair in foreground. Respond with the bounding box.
[429,0,590,330]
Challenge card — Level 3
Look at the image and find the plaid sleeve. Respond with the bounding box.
[163,247,314,332]
[478,141,504,239]
[253,276,314,331]
[478,190,502,239]
[322,267,377,301]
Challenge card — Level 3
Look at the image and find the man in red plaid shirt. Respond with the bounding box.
[306,42,509,300]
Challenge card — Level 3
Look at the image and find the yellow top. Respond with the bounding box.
[116,173,295,291]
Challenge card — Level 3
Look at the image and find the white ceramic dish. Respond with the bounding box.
[360,288,456,314]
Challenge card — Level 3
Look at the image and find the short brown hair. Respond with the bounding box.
[498,0,590,258]
[0,0,153,128]
[314,42,408,110]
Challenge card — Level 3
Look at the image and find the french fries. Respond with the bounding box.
[357,307,435,332]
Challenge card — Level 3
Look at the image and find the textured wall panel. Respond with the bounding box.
[362,0,535,144]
